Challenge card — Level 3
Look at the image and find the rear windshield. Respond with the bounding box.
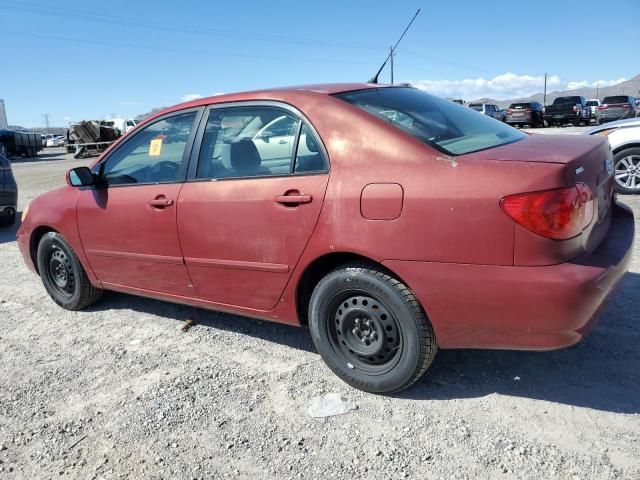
[586,100,599,106]
[553,96,582,105]
[334,87,525,156]
[602,96,629,104]
[468,104,483,111]
[509,103,532,109]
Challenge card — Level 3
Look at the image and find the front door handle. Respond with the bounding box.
[274,192,312,206]
[148,196,174,208]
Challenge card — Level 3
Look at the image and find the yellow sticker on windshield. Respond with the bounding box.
[149,138,163,156]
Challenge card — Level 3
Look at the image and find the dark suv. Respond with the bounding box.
[597,95,639,124]
[0,154,17,227]
[505,102,545,127]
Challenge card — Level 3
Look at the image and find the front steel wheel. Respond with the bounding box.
[613,148,640,195]
[309,263,437,394]
[37,232,103,310]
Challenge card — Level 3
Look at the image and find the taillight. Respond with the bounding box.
[524,109,532,113]
[598,105,608,110]
[500,183,594,240]
[621,103,630,108]
[507,109,513,114]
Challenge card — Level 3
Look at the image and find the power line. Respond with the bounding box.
[1,31,374,66]
[0,0,384,51]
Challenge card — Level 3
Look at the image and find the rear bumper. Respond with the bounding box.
[383,203,634,350]
[598,110,634,122]
[506,114,533,124]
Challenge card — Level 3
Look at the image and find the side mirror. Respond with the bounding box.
[67,166,96,187]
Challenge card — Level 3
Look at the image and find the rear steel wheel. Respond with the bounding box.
[309,263,437,394]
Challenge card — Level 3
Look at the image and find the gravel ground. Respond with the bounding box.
[1,146,639,480]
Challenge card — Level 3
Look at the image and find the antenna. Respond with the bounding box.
[368,9,420,84]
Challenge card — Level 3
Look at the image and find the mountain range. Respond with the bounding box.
[472,74,640,108]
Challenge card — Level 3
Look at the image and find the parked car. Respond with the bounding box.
[597,95,639,124]
[586,99,600,120]
[0,153,17,227]
[45,135,65,147]
[505,101,545,127]
[468,103,504,121]
[586,117,640,194]
[17,84,634,394]
[544,96,591,126]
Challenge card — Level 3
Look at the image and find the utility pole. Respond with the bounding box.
[596,81,599,99]
[43,114,50,130]
[543,73,547,106]
[390,46,394,84]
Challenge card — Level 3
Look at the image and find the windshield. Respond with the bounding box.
[334,87,526,156]
[602,96,628,104]
[586,101,599,106]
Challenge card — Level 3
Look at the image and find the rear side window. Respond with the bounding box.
[602,96,629,104]
[196,106,327,180]
[468,104,483,111]
[335,87,526,156]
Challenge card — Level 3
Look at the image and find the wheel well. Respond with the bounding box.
[30,226,57,274]
[296,252,390,325]
[613,143,640,155]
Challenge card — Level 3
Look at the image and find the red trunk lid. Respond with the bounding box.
[467,135,614,253]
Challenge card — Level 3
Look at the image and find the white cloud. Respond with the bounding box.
[181,93,203,102]
[411,73,627,101]
[411,72,562,100]
[566,77,627,90]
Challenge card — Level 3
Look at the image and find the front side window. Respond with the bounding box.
[99,111,197,185]
[335,87,526,156]
[197,106,325,180]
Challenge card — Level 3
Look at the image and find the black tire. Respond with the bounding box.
[37,232,103,310]
[612,147,640,195]
[309,263,437,394]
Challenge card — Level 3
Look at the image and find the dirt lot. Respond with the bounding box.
[1,145,639,480]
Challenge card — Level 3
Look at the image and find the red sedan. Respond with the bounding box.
[17,84,634,393]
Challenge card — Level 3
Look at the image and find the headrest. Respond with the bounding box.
[230,139,261,170]
[305,132,319,153]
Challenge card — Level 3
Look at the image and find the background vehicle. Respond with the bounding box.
[544,96,591,126]
[0,153,17,227]
[468,103,504,121]
[0,129,42,157]
[107,117,140,135]
[45,135,65,147]
[505,101,545,127]
[586,99,600,120]
[597,95,639,124]
[17,84,633,394]
[587,117,640,194]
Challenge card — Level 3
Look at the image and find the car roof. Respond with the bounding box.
[145,83,389,122]
[585,117,640,134]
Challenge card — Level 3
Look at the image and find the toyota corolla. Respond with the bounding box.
[17,84,634,393]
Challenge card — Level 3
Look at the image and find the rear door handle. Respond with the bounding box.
[148,197,174,208]
[274,194,312,206]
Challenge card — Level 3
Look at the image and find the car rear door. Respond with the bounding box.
[177,103,329,310]
[76,108,203,296]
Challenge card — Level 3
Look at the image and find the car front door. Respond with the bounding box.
[177,104,329,311]
[76,108,202,296]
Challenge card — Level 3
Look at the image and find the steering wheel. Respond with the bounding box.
[148,160,179,182]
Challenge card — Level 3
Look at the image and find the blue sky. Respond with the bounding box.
[1,0,638,127]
